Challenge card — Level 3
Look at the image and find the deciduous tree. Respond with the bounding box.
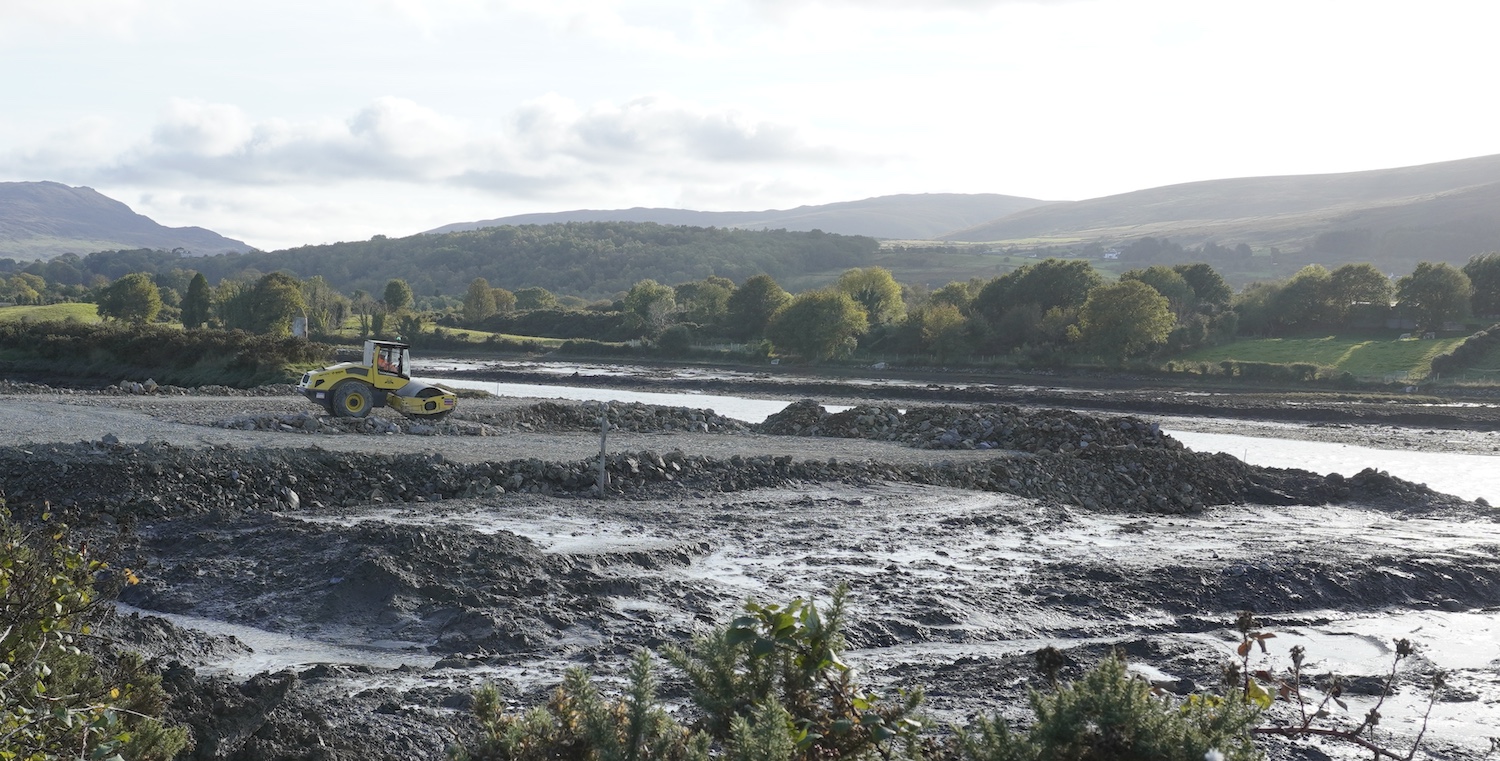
[1327,263,1393,323]
[1122,266,1195,316]
[674,276,735,326]
[1397,261,1472,332]
[767,289,867,361]
[514,286,558,311]
[1463,252,1500,318]
[383,278,414,312]
[919,303,968,362]
[249,272,308,336]
[492,286,517,315]
[300,275,349,335]
[1075,280,1174,361]
[1173,262,1233,308]
[1272,265,1336,332]
[464,277,498,324]
[836,266,905,328]
[724,274,791,341]
[624,279,677,335]
[96,272,162,324]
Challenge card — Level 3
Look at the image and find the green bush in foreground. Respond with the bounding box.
[449,587,1262,761]
[954,654,1261,761]
[0,503,187,760]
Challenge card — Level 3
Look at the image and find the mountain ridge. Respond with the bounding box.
[424,193,1053,240]
[942,154,1500,266]
[0,181,251,260]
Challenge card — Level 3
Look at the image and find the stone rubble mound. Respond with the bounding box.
[214,401,751,438]
[213,410,495,437]
[463,400,749,434]
[113,380,299,396]
[0,378,300,397]
[757,400,1177,454]
[0,433,1474,523]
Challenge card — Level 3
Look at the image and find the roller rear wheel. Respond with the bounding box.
[333,382,375,418]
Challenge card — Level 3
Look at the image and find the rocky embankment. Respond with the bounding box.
[0,401,1469,524]
[211,399,749,437]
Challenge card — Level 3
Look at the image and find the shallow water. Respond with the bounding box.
[416,374,850,421]
[115,604,436,677]
[1171,430,1500,505]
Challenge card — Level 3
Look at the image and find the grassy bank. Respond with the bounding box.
[1173,334,1468,381]
[0,302,101,324]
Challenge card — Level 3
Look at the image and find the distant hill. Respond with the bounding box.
[944,154,1500,268]
[425,193,1052,240]
[0,181,251,260]
[26,222,882,301]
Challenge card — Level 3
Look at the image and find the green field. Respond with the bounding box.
[433,327,567,349]
[0,302,101,324]
[1174,334,1466,380]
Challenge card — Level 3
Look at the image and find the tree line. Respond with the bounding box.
[8,243,1500,366]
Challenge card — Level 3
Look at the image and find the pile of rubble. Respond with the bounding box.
[758,400,1176,453]
[112,381,299,397]
[214,401,750,438]
[0,433,1474,524]
[462,400,748,434]
[214,410,495,437]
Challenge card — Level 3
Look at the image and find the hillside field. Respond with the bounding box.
[1174,334,1471,380]
[0,302,101,324]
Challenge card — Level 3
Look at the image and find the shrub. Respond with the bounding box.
[656,324,694,357]
[450,587,923,761]
[452,651,709,761]
[0,320,330,386]
[0,503,188,760]
[1429,322,1500,375]
[952,653,1261,761]
[663,586,924,757]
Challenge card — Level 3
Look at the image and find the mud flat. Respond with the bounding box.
[0,385,1497,759]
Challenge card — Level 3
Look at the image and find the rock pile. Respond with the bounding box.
[758,400,1176,454]
[112,382,299,397]
[214,401,749,438]
[463,400,748,434]
[0,434,1474,524]
[214,411,495,437]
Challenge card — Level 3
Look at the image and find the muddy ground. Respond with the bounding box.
[1,380,1498,760]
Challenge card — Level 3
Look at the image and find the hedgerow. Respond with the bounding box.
[0,321,329,386]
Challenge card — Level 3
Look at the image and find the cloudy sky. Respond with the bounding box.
[3,0,1497,250]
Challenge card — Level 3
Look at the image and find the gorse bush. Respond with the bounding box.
[0,502,188,760]
[449,588,1271,761]
[663,587,924,759]
[451,587,925,761]
[452,651,709,761]
[954,654,1261,761]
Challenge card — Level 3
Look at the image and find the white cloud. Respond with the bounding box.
[523,94,847,166]
[22,95,851,193]
[0,93,860,246]
[0,0,180,41]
